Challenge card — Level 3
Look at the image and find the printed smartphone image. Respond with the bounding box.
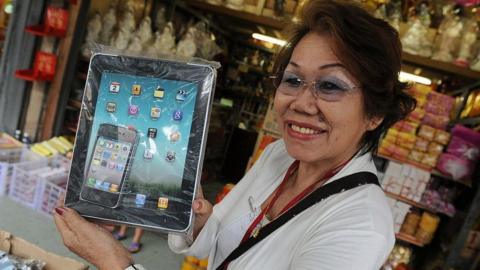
[80,123,138,208]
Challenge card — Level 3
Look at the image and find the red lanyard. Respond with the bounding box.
[241,159,349,243]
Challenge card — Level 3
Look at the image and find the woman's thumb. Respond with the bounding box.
[192,199,212,215]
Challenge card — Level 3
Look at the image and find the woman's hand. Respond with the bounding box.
[192,185,213,239]
[53,207,133,270]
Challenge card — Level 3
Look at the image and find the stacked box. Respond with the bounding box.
[382,161,430,202]
[0,148,43,196]
[379,85,454,169]
[9,155,70,210]
[387,197,411,233]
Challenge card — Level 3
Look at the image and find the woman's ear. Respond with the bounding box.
[367,116,384,131]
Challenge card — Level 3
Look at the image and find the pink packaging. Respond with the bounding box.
[427,91,455,112]
[451,125,480,148]
[447,136,480,161]
[436,153,475,181]
[422,113,450,130]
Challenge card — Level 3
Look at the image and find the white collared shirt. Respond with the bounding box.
[168,140,395,270]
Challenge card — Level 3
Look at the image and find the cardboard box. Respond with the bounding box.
[0,133,22,149]
[0,230,88,270]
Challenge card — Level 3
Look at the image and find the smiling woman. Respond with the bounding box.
[54,1,416,270]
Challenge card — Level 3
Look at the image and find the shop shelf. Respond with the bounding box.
[14,51,57,82]
[376,154,432,172]
[377,153,472,188]
[402,52,480,80]
[25,7,69,38]
[68,99,82,109]
[186,0,286,30]
[396,232,424,247]
[76,71,87,80]
[385,191,454,218]
[431,169,472,188]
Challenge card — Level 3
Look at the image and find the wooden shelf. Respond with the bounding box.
[385,191,453,217]
[76,71,87,80]
[376,154,431,172]
[402,52,480,80]
[377,154,471,188]
[396,232,425,247]
[68,99,82,109]
[431,169,472,188]
[385,191,433,212]
[452,116,480,126]
[187,1,286,30]
[66,126,77,133]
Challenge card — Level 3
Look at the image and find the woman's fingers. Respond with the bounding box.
[53,207,132,270]
[53,208,76,246]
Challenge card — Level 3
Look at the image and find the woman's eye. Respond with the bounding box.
[315,81,345,92]
[283,77,302,87]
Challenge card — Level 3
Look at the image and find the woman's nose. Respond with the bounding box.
[289,85,319,115]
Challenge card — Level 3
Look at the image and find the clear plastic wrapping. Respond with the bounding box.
[65,47,218,233]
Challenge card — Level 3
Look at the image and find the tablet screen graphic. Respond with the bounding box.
[86,72,198,210]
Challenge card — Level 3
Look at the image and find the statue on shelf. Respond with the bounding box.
[147,31,161,57]
[374,4,387,21]
[192,22,222,60]
[135,16,153,46]
[81,13,102,58]
[432,5,464,63]
[155,6,166,32]
[110,28,131,51]
[454,18,479,67]
[126,35,143,53]
[206,0,223,5]
[225,0,244,11]
[401,20,433,57]
[157,22,176,56]
[386,1,402,31]
[99,7,117,45]
[118,8,136,34]
[470,50,480,71]
[176,26,197,58]
[401,3,433,57]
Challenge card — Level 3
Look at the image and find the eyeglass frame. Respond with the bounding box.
[268,73,362,102]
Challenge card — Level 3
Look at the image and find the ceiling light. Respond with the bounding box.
[399,71,432,85]
[252,33,286,46]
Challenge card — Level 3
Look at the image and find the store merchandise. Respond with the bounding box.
[415,212,441,244]
[454,17,479,67]
[66,53,218,233]
[432,4,464,62]
[0,133,45,197]
[460,88,480,118]
[382,161,430,202]
[387,197,411,233]
[0,230,87,270]
[382,244,413,270]
[9,155,70,214]
[29,136,74,157]
[401,3,433,57]
[400,210,421,236]
[420,179,457,216]
[379,85,455,169]
[436,125,480,181]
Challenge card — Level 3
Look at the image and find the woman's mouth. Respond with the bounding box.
[286,122,327,140]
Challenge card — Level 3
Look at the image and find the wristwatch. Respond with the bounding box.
[125,264,146,270]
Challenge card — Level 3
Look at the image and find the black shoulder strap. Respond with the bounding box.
[217,171,380,270]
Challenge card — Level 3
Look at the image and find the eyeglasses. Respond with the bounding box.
[270,71,361,102]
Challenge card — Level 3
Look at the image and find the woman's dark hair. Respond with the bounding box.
[272,0,416,154]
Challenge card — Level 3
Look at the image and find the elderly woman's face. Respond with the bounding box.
[274,32,381,164]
